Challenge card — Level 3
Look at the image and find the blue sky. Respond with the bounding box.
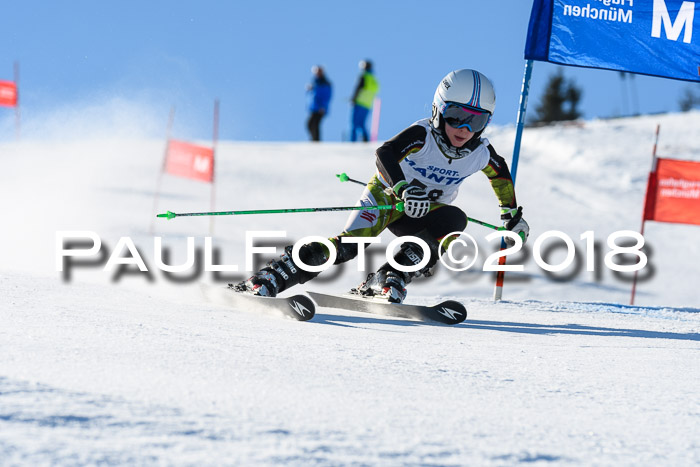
[1,0,694,143]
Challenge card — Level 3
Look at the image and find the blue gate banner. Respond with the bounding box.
[525,0,700,82]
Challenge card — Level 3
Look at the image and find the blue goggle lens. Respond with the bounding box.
[442,104,491,132]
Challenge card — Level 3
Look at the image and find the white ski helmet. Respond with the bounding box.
[431,69,496,132]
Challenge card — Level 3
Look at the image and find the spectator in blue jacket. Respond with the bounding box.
[306,65,332,141]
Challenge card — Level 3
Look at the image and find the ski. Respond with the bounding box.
[201,284,315,321]
[306,291,466,325]
[228,292,315,321]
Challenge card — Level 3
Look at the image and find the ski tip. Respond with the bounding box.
[435,300,468,325]
[287,294,315,321]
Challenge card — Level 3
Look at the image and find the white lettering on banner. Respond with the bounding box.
[562,2,633,23]
[652,0,695,43]
[193,155,211,173]
[619,8,633,21]
[659,177,700,198]
[659,177,700,189]
[660,188,700,198]
[590,0,634,5]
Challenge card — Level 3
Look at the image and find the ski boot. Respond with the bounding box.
[351,235,440,303]
[231,243,328,297]
[352,269,408,303]
[231,269,281,297]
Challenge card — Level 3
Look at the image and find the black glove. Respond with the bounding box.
[501,206,530,247]
[394,180,431,218]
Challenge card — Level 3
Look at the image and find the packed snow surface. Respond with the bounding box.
[1,111,699,465]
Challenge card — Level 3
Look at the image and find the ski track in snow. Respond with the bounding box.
[2,272,698,465]
[1,111,700,465]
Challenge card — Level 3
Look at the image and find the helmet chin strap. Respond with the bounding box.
[470,128,485,142]
[432,125,471,163]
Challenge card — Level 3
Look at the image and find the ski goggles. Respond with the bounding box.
[441,103,491,132]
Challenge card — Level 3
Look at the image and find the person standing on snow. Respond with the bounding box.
[349,60,379,142]
[234,69,529,303]
[306,65,332,142]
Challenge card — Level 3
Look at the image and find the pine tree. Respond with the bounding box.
[679,85,700,111]
[532,69,583,124]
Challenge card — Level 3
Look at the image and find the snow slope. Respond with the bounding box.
[1,110,699,465]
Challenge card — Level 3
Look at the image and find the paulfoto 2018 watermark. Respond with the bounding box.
[56,230,651,283]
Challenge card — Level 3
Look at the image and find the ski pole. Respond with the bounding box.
[469,218,503,231]
[336,172,366,186]
[157,202,405,220]
[335,173,502,231]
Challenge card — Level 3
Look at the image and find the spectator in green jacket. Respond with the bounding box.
[350,60,379,142]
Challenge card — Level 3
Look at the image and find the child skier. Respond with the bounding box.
[234,69,529,303]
